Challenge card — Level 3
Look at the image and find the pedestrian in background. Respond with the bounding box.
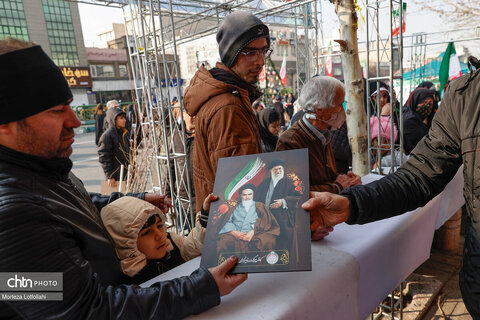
[98,108,131,187]
[403,87,436,155]
[103,99,120,131]
[94,103,105,145]
[257,107,281,152]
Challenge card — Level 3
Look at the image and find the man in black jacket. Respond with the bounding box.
[303,64,480,317]
[0,38,246,319]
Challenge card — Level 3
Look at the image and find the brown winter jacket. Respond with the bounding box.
[184,63,262,211]
[276,118,341,193]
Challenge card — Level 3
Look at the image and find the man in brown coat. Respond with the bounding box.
[276,76,362,193]
[184,11,271,211]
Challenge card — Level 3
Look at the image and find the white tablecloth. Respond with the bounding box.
[142,169,465,320]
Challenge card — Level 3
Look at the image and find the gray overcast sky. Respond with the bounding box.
[78,3,124,47]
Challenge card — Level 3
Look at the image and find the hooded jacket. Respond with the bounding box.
[184,63,262,211]
[101,196,205,278]
[98,107,131,180]
[0,145,220,319]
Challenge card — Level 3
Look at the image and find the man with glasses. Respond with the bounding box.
[184,11,271,212]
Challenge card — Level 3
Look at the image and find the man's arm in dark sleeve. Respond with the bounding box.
[89,191,146,212]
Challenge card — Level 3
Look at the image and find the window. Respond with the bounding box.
[42,0,79,66]
[91,64,115,78]
[118,64,128,77]
[0,0,29,41]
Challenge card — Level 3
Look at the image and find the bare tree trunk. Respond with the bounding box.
[330,0,369,176]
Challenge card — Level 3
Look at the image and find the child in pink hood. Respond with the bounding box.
[370,116,408,171]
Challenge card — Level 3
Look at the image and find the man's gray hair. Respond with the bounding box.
[299,76,345,113]
[106,100,119,109]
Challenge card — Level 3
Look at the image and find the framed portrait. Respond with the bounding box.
[201,149,311,273]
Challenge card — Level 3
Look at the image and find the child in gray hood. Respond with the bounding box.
[101,194,217,284]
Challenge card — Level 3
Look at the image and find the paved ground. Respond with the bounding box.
[71,131,103,193]
[371,235,470,320]
[418,236,470,319]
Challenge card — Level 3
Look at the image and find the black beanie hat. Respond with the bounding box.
[217,11,270,68]
[0,45,72,124]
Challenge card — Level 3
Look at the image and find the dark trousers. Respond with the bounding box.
[459,219,480,319]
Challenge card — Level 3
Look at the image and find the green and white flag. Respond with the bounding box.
[439,42,462,97]
[224,157,266,201]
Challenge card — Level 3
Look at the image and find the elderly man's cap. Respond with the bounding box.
[267,159,285,170]
[0,45,72,124]
[217,11,270,68]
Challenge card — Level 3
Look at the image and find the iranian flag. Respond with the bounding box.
[392,3,406,37]
[439,42,462,97]
[279,50,287,85]
[224,158,266,201]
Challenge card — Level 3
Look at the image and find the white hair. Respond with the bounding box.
[299,76,345,113]
[106,100,119,109]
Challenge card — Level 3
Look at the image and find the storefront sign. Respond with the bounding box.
[60,67,92,88]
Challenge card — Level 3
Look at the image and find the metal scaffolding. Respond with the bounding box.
[77,0,321,232]
[364,1,404,318]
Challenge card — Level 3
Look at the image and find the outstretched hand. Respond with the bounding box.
[144,193,172,213]
[302,192,350,231]
[209,256,248,296]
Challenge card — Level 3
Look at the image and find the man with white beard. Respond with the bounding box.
[255,160,301,255]
[217,184,279,254]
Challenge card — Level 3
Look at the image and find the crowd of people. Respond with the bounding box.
[1,8,480,319]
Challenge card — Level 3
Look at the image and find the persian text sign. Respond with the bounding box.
[61,66,92,88]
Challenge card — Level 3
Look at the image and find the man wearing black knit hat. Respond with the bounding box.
[0,38,246,319]
[184,11,271,213]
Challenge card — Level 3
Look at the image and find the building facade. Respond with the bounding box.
[86,47,132,104]
[0,0,92,106]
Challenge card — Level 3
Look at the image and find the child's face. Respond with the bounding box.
[115,114,126,129]
[137,215,168,260]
